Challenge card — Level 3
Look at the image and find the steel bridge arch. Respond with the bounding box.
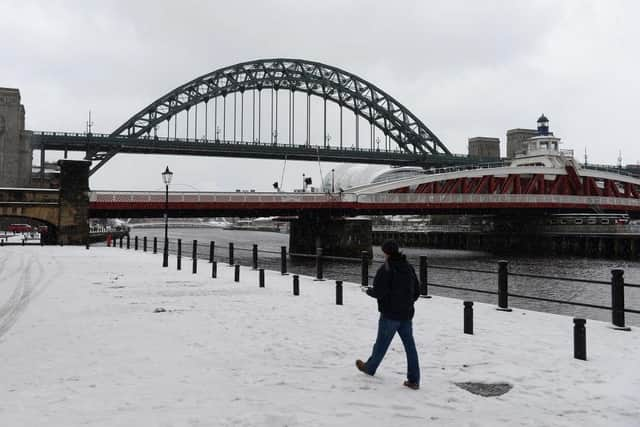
[112,58,450,155]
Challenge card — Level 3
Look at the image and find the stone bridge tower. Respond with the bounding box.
[0,88,32,187]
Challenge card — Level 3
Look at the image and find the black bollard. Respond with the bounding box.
[86,240,90,250]
[209,241,215,263]
[315,247,324,280]
[143,236,147,252]
[234,264,240,282]
[60,239,63,247]
[419,255,431,298]
[229,242,234,266]
[293,275,300,295]
[252,244,258,270]
[280,246,288,275]
[120,237,123,248]
[211,260,217,279]
[259,268,265,288]
[573,318,587,360]
[497,260,512,311]
[134,236,138,250]
[464,301,474,335]
[611,269,630,330]
[126,235,130,249]
[192,240,198,274]
[177,239,182,270]
[336,280,343,305]
[153,237,157,254]
[361,251,369,287]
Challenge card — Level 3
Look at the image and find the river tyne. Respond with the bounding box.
[129,227,640,326]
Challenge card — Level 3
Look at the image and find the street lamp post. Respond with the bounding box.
[162,166,173,267]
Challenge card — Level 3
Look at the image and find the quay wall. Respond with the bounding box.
[372,230,640,259]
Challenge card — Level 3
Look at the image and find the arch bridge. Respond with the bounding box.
[31,59,479,177]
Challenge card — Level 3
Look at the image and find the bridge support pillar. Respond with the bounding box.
[289,215,372,258]
[57,159,90,245]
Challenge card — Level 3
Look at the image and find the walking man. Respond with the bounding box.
[356,240,421,390]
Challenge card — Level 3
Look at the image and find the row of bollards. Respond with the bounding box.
[462,299,588,360]
[115,237,614,361]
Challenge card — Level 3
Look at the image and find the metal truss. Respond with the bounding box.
[390,166,640,199]
[111,58,450,155]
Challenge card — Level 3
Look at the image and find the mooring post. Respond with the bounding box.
[209,241,215,263]
[361,251,369,287]
[229,242,234,266]
[252,244,258,270]
[280,246,288,275]
[153,237,157,254]
[192,240,198,274]
[211,260,217,279]
[419,255,431,298]
[573,318,587,360]
[134,236,138,251]
[336,280,343,305]
[259,268,265,288]
[143,236,147,252]
[497,260,512,311]
[126,235,130,249]
[234,264,240,282]
[611,269,629,330]
[315,247,324,280]
[464,301,474,335]
[119,236,123,248]
[177,238,182,270]
[293,274,300,295]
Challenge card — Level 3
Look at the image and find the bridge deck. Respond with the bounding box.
[88,191,640,218]
[31,132,479,167]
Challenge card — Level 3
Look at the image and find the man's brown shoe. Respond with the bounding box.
[355,359,372,376]
[403,381,419,390]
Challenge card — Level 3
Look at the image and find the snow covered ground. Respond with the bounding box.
[0,246,638,426]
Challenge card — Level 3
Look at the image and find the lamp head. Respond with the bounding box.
[162,166,173,185]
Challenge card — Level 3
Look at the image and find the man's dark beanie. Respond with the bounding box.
[381,240,399,255]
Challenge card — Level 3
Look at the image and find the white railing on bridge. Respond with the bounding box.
[90,191,640,209]
[357,193,640,207]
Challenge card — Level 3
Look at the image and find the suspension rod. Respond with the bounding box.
[241,91,244,142]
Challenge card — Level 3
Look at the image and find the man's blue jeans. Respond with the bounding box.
[365,315,420,384]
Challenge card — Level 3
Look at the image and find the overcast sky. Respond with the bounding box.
[2,0,639,191]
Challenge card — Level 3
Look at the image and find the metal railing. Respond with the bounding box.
[89,190,640,209]
[108,234,638,328]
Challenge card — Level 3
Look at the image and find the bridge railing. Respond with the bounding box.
[90,191,347,204]
[89,190,640,209]
[356,193,640,207]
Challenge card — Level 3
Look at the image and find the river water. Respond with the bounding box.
[128,227,640,326]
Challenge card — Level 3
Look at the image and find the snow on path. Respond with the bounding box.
[0,246,638,427]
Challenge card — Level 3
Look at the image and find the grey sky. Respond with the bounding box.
[2,0,639,191]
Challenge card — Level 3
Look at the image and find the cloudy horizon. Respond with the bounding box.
[2,0,638,191]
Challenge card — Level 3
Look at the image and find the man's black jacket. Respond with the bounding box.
[366,254,420,321]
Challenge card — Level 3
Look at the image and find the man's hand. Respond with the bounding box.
[361,286,370,293]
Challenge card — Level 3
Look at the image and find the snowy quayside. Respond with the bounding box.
[0,246,639,426]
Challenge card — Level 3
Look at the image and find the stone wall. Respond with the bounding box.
[0,88,32,187]
[57,160,90,245]
[506,128,538,159]
[289,215,372,257]
[468,137,500,160]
